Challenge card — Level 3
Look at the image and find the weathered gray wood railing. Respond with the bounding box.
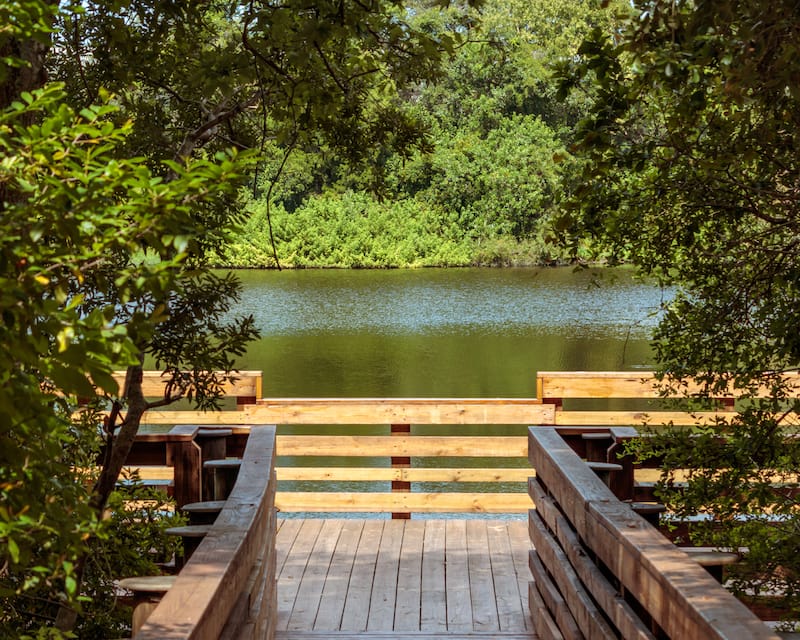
[528,427,780,640]
[133,425,277,640]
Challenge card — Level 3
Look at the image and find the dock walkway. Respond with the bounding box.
[275,518,537,639]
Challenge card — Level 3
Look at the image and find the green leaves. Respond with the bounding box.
[563,0,800,621]
[1,24,254,635]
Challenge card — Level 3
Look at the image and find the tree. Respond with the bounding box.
[560,0,800,622]
[1,49,256,640]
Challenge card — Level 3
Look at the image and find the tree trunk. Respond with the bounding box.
[56,363,150,632]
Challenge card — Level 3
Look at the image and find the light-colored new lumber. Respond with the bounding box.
[112,370,262,399]
[537,370,800,400]
[275,491,532,513]
[276,466,532,483]
[553,410,738,427]
[276,435,528,457]
[253,398,553,425]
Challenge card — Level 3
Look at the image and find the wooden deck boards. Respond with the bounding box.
[275,518,538,639]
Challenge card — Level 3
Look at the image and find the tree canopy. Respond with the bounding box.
[560,0,800,621]
[220,0,627,268]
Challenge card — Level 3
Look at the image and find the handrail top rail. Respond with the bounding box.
[256,396,542,404]
[538,370,800,399]
[134,424,277,639]
[528,426,780,640]
[110,370,262,398]
[135,399,554,425]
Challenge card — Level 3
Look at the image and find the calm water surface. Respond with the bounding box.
[231,267,669,398]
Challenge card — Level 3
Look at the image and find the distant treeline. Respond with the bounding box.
[216,0,625,268]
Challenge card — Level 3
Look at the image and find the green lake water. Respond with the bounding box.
[230,266,668,398]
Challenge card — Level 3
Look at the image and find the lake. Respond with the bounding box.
[230,266,669,398]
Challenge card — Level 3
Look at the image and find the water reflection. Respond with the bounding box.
[230,267,670,397]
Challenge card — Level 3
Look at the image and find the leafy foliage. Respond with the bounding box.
[1,2,260,635]
[228,0,624,267]
[4,0,527,636]
[561,0,800,622]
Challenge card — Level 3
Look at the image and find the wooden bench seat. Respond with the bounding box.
[682,547,742,582]
[165,524,213,567]
[118,575,177,635]
[181,500,226,525]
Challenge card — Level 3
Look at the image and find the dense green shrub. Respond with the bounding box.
[219,191,477,268]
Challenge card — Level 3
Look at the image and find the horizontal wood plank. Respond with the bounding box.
[553,409,739,426]
[112,370,262,398]
[538,370,800,400]
[276,492,532,513]
[135,399,552,425]
[254,399,552,425]
[277,435,528,457]
[277,466,533,483]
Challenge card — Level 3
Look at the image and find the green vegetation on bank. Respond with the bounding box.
[217,191,571,268]
[215,0,623,268]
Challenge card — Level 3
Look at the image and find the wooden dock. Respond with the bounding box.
[128,371,790,639]
[275,518,537,639]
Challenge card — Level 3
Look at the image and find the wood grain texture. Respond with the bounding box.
[276,435,528,457]
[135,398,554,425]
[276,519,534,637]
[275,492,532,514]
[528,427,781,640]
[528,480,654,640]
[276,466,533,483]
[111,370,262,399]
[538,370,800,400]
[134,425,277,640]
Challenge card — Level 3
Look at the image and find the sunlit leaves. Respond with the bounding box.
[1,69,253,638]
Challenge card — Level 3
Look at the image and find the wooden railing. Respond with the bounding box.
[538,370,800,426]
[528,427,780,640]
[129,397,549,515]
[133,425,277,640]
[118,369,800,638]
[124,370,800,515]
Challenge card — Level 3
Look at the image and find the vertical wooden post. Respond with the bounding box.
[390,423,411,520]
[608,427,638,501]
[166,437,202,509]
[196,428,232,500]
